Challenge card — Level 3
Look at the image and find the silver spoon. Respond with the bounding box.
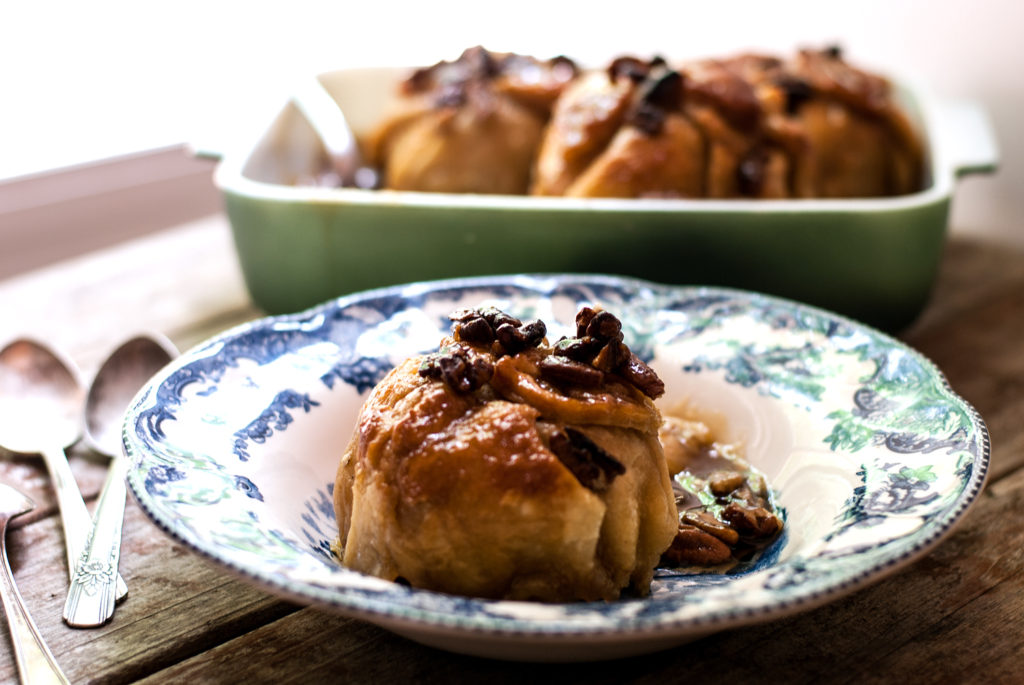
[63,333,177,627]
[0,339,126,602]
[0,483,70,684]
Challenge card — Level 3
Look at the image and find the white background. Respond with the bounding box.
[1,0,1020,246]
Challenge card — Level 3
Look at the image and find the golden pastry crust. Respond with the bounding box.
[334,307,678,601]
[533,59,712,199]
[531,70,636,196]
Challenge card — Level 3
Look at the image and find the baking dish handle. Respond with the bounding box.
[933,100,999,178]
[190,145,223,162]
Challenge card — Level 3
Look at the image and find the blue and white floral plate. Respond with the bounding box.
[124,275,989,661]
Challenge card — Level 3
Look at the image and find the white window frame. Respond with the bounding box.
[0,146,221,280]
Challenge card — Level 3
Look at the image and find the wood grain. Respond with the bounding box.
[1,219,1022,683]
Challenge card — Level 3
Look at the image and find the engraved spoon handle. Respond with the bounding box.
[39,445,90,574]
[62,454,128,627]
[1,517,71,684]
[42,445,128,604]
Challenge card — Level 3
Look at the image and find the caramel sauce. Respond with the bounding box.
[658,414,782,569]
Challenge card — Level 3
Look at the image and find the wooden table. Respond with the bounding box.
[1,215,1021,683]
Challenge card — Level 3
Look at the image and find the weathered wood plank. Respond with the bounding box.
[904,239,1024,337]
[0,496,299,684]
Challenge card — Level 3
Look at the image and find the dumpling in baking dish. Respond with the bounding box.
[364,46,578,194]
[531,47,922,199]
[531,57,711,198]
[333,306,677,601]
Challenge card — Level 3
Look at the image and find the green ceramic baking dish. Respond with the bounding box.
[214,66,997,331]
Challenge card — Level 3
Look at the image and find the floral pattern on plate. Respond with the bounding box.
[124,275,988,660]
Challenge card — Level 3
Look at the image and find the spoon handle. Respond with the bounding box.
[63,454,128,627]
[41,446,128,604]
[1,518,71,684]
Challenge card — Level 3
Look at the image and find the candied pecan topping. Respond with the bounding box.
[620,352,665,398]
[437,305,662,398]
[401,46,577,109]
[401,46,496,106]
[608,56,652,83]
[452,315,493,345]
[775,74,814,114]
[549,55,579,77]
[682,509,740,545]
[451,305,514,326]
[683,60,762,131]
[721,502,781,538]
[630,99,666,135]
[625,65,684,136]
[661,525,733,566]
[467,45,501,77]
[434,83,468,108]
[403,46,494,95]
[552,336,601,361]
[537,356,605,388]
[496,320,547,355]
[592,339,628,372]
[707,471,746,496]
[451,306,546,355]
[608,55,669,83]
[729,483,764,508]
[418,343,494,393]
[578,307,623,340]
[403,66,433,94]
[551,306,664,399]
[641,68,685,111]
[548,427,625,493]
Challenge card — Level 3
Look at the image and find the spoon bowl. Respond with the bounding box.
[0,339,82,455]
[84,333,178,458]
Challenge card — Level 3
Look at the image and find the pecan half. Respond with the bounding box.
[707,471,746,496]
[418,344,494,393]
[592,339,628,372]
[537,356,605,388]
[453,315,494,345]
[552,336,601,361]
[495,319,547,355]
[681,510,740,546]
[721,502,781,539]
[775,74,814,114]
[608,56,655,83]
[628,67,684,136]
[576,307,623,341]
[661,525,733,566]
[620,351,665,399]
